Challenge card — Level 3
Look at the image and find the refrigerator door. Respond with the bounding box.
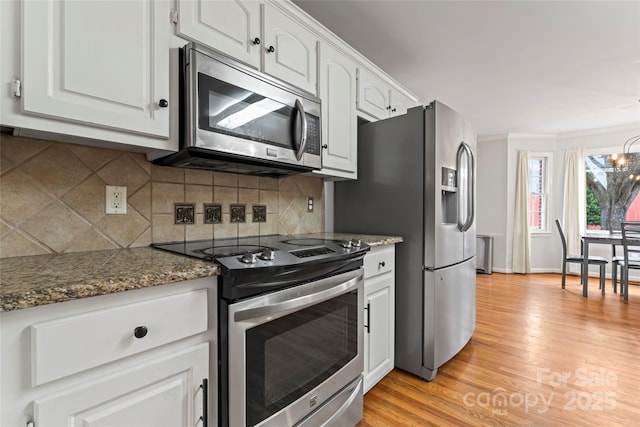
[423,257,476,376]
[425,102,465,269]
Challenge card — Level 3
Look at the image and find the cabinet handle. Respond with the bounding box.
[322,144,328,149]
[391,108,397,113]
[386,105,391,110]
[200,378,208,427]
[266,45,275,53]
[252,37,261,45]
[133,326,148,339]
[378,261,386,269]
[364,303,371,334]
[158,99,168,108]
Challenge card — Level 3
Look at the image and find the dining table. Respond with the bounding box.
[581,231,622,297]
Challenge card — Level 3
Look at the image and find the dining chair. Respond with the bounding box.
[555,219,608,292]
[619,221,640,301]
[610,244,640,294]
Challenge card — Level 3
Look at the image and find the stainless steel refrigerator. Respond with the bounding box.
[335,101,476,381]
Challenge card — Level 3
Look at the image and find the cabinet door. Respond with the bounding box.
[176,0,262,69]
[34,344,208,427]
[356,67,390,120]
[263,4,317,94]
[363,274,395,393]
[318,43,357,178]
[22,0,169,138]
[389,87,417,117]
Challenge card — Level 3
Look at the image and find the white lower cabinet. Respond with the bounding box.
[363,244,396,393]
[34,344,208,427]
[0,277,217,427]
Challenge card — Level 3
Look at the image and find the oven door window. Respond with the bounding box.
[198,73,317,151]
[245,290,358,426]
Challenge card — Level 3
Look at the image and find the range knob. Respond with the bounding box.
[351,239,362,247]
[340,240,352,249]
[240,251,257,264]
[259,249,275,261]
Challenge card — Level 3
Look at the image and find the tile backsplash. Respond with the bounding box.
[0,135,325,258]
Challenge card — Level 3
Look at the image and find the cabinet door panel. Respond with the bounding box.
[390,88,417,117]
[22,0,169,137]
[319,44,357,176]
[367,286,391,371]
[34,344,208,427]
[176,0,261,68]
[357,68,389,120]
[263,4,317,94]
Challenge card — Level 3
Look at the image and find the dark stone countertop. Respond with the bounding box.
[0,234,402,312]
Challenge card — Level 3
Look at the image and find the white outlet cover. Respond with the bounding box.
[106,185,127,214]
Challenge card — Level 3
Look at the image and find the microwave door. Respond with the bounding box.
[294,99,308,161]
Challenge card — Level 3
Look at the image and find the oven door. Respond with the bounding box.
[227,268,364,427]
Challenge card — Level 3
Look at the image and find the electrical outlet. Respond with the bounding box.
[106,185,127,214]
[307,197,314,213]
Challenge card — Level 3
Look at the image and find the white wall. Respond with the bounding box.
[477,124,640,276]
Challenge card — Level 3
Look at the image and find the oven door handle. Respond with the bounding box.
[234,269,362,323]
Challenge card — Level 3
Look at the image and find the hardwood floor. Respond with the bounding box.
[359,273,640,426]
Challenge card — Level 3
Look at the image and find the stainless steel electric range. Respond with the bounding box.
[153,235,369,427]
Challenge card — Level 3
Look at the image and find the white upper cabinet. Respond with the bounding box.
[357,67,418,120]
[357,67,390,120]
[22,0,170,138]
[262,3,318,95]
[317,42,357,179]
[175,0,262,69]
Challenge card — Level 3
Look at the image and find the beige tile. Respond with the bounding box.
[278,205,301,236]
[129,182,152,221]
[96,209,150,247]
[65,228,119,252]
[152,165,185,183]
[20,201,92,252]
[0,150,16,175]
[239,188,260,207]
[258,214,279,235]
[186,215,214,240]
[0,219,10,238]
[131,227,152,247]
[97,153,150,193]
[186,169,214,186]
[214,171,238,187]
[214,186,238,213]
[67,144,119,171]
[260,177,279,190]
[0,229,51,258]
[260,190,279,213]
[239,217,259,236]
[238,175,259,189]
[0,135,51,165]
[0,169,55,226]
[61,174,107,225]
[132,152,152,175]
[151,182,185,214]
[23,144,92,198]
[151,213,186,243]
[214,214,238,239]
[186,185,214,213]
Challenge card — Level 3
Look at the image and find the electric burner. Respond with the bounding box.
[195,245,271,258]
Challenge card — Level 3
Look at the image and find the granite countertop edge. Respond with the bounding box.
[0,233,402,312]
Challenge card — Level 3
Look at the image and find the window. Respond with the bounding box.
[529,156,549,232]
[585,151,640,231]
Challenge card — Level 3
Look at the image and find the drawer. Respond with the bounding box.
[364,245,395,279]
[31,289,208,386]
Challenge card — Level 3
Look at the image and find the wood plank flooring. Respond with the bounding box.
[359,273,640,426]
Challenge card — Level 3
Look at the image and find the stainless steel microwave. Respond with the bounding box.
[154,42,322,177]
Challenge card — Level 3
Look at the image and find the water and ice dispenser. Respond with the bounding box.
[441,166,457,224]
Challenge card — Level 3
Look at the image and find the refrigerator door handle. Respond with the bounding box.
[457,142,475,232]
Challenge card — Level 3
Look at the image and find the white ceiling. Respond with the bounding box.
[292,0,640,137]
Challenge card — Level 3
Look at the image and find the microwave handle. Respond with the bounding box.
[294,98,308,161]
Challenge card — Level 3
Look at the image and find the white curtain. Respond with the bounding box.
[512,150,531,273]
[563,148,586,256]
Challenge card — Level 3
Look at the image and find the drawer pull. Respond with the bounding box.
[133,326,148,339]
[378,261,386,269]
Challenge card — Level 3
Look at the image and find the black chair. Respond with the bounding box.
[619,221,640,301]
[555,219,608,293]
